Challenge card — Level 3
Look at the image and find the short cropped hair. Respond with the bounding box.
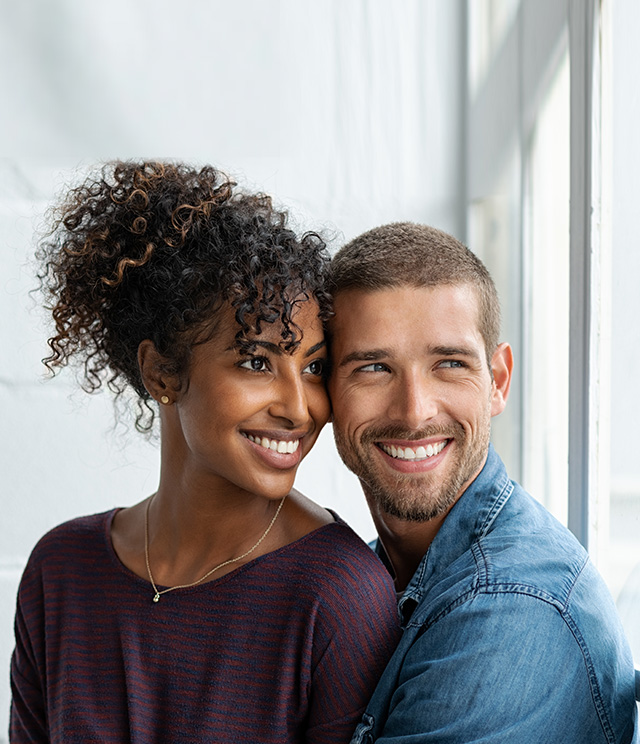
[327,222,501,361]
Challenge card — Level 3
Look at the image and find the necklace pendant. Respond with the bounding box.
[153,593,160,603]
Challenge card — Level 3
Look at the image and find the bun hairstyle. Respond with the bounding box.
[37,160,331,431]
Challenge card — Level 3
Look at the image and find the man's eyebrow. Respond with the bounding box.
[337,349,391,367]
[430,345,482,360]
[337,346,483,367]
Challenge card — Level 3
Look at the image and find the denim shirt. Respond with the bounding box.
[351,446,638,744]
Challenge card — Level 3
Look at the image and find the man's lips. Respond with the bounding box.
[376,439,448,462]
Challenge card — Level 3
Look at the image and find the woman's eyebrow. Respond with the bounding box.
[229,339,327,357]
[304,340,327,358]
[227,340,282,354]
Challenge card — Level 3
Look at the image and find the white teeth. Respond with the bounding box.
[244,433,300,454]
[380,440,447,461]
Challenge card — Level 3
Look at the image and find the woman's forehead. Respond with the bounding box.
[211,297,324,348]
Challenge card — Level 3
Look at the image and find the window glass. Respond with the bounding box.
[521,51,570,524]
[468,0,638,671]
[468,0,520,98]
[468,156,523,482]
[467,1,569,515]
[607,0,640,667]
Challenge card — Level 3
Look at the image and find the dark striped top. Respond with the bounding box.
[10,510,400,743]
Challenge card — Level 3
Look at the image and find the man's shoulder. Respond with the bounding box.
[386,481,636,744]
[412,479,595,623]
[477,480,588,598]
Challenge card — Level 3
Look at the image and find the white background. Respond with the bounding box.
[3,0,640,739]
[0,1,466,737]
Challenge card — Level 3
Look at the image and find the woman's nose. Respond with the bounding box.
[268,374,309,427]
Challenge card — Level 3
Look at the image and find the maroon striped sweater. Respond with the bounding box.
[10,510,400,743]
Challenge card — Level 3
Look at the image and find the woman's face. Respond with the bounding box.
[167,298,330,501]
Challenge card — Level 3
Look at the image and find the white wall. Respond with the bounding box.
[0,1,466,737]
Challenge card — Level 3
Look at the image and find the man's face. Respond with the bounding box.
[329,284,510,523]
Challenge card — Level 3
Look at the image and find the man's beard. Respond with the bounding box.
[333,421,490,523]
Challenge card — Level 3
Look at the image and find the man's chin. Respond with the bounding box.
[369,487,459,523]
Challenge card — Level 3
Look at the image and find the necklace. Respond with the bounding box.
[144,493,286,603]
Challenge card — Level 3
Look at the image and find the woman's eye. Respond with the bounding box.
[303,359,326,377]
[239,357,269,372]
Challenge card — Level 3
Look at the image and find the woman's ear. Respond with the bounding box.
[138,340,177,406]
[490,342,513,418]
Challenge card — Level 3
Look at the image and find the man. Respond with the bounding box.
[327,222,638,743]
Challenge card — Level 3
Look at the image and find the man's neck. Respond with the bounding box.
[370,508,449,592]
[366,454,490,591]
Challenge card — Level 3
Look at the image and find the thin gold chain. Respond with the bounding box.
[144,493,287,603]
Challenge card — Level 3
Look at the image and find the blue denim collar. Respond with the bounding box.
[397,444,513,625]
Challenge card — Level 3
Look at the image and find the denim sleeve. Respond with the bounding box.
[375,591,631,744]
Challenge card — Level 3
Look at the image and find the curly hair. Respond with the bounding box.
[37,160,331,431]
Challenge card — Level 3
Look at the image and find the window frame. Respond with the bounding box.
[465,0,607,556]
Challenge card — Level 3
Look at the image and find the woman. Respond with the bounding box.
[10,161,400,743]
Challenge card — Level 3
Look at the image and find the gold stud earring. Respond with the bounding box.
[160,395,170,405]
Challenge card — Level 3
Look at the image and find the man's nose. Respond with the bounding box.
[387,371,439,430]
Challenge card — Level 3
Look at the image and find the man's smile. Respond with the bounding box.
[377,439,448,461]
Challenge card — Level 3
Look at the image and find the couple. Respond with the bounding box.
[11,161,637,743]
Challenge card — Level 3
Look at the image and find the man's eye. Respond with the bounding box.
[239,356,269,372]
[358,362,389,373]
[303,359,326,377]
[438,360,465,369]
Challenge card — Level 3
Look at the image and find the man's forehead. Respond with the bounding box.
[329,283,485,353]
[331,283,481,320]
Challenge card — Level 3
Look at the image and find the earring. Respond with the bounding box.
[160,395,170,405]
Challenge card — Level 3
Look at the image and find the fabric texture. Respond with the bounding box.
[350,446,638,744]
[10,510,400,744]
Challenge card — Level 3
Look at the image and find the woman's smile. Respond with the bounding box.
[167,299,330,499]
[241,430,306,469]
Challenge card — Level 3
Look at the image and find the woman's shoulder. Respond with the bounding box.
[270,518,400,651]
[278,514,396,604]
[284,491,382,565]
[26,509,116,566]
[302,515,377,556]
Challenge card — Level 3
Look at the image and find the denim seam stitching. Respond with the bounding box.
[405,581,616,743]
[407,582,568,632]
[479,477,514,537]
[562,605,616,743]
[472,539,491,587]
[562,558,616,743]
